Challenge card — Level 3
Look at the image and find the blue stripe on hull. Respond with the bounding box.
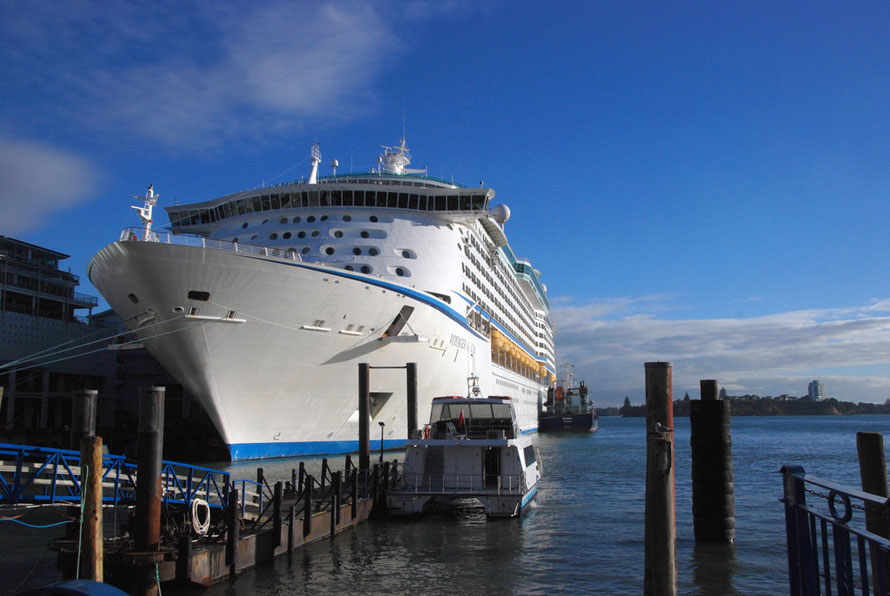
[228,438,406,461]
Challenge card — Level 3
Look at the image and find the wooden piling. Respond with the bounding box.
[135,387,164,553]
[358,363,371,470]
[79,435,103,582]
[690,379,735,543]
[72,389,98,448]
[406,362,418,438]
[272,481,283,548]
[226,487,240,577]
[287,506,295,554]
[644,361,677,596]
[303,475,313,537]
[857,431,890,579]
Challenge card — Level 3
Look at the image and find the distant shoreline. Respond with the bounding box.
[599,397,890,417]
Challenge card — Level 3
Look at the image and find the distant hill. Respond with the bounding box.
[617,395,890,417]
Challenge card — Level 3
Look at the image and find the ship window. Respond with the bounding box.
[233,237,239,243]
[395,268,406,277]
[448,196,459,210]
[188,290,210,302]
[401,250,412,258]
[345,265,354,271]
[354,191,364,206]
[429,403,444,423]
[321,215,328,221]
[378,193,388,207]
[283,232,291,239]
[368,248,379,256]
[388,192,397,207]
[241,222,248,229]
[262,196,271,211]
[342,191,353,206]
[262,219,268,225]
[461,196,471,210]
[361,265,371,274]
[492,404,511,418]
[472,195,486,210]
[251,234,258,240]
[293,216,301,223]
[311,230,319,237]
[301,247,310,254]
[298,231,306,239]
[331,191,341,206]
[524,446,536,465]
[300,192,309,207]
[307,216,316,223]
[370,215,378,223]
[409,194,419,209]
[469,403,493,419]
[128,293,139,304]
[309,191,319,206]
[325,247,334,255]
[353,248,361,255]
[361,231,369,239]
[334,231,343,238]
[398,193,408,208]
[343,215,352,222]
[269,233,278,240]
[435,196,446,210]
[279,217,288,224]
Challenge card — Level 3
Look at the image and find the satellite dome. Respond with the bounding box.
[492,204,511,225]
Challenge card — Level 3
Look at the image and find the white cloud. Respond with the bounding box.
[1,2,396,149]
[0,138,101,234]
[553,298,890,405]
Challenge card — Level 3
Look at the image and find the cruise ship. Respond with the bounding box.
[88,140,556,460]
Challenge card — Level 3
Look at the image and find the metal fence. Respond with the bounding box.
[782,464,890,595]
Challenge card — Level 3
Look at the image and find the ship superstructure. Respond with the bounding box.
[88,140,555,460]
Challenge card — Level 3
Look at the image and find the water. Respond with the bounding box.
[5,415,890,594]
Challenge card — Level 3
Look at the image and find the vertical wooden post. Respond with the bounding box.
[857,432,890,582]
[351,469,358,520]
[79,436,103,582]
[406,362,418,439]
[226,487,240,577]
[72,389,97,449]
[690,379,735,543]
[287,505,295,554]
[358,363,371,470]
[303,475,313,537]
[298,462,305,493]
[272,481,283,548]
[644,362,677,596]
[135,386,164,553]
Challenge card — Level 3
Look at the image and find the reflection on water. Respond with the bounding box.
[690,542,739,596]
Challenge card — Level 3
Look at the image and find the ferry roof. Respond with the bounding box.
[431,395,514,404]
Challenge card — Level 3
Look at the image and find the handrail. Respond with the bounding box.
[118,227,303,263]
[397,472,525,494]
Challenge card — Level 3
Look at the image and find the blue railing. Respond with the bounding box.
[0,443,232,511]
[782,464,890,595]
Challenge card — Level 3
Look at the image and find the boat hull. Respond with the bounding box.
[88,240,546,460]
[538,411,598,432]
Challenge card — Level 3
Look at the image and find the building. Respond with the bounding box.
[808,380,825,401]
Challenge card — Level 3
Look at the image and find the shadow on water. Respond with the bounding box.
[690,541,740,596]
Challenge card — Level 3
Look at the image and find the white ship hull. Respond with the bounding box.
[89,240,545,460]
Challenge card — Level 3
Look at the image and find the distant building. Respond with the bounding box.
[808,380,825,401]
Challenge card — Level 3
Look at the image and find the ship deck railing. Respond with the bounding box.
[118,227,303,263]
[392,472,527,496]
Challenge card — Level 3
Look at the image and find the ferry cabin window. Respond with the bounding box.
[429,404,444,423]
[492,403,511,418]
[469,403,494,419]
[524,446,536,466]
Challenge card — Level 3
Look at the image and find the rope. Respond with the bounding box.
[0,517,73,528]
[75,463,88,580]
[156,562,163,595]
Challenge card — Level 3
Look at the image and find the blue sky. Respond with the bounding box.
[2,1,889,406]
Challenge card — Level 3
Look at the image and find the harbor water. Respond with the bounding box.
[6,414,890,594]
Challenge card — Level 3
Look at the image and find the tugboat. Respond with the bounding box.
[387,378,540,518]
[539,365,598,432]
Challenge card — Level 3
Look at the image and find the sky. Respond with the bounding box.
[2,1,889,406]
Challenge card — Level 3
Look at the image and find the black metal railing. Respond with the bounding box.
[782,465,890,595]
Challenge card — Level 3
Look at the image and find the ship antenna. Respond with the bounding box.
[130,185,158,241]
[308,142,321,184]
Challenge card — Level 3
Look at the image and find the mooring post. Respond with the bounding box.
[644,361,677,596]
[690,379,735,543]
[80,435,103,582]
[303,475,313,537]
[176,534,191,583]
[72,389,98,450]
[298,462,306,493]
[857,431,890,580]
[226,487,240,577]
[351,468,358,519]
[287,505,295,554]
[358,363,371,470]
[135,386,164,553]
[273,481,283,548]
[406,362,418,439]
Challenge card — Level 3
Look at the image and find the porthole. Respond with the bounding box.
[345,265,354,271]
[369,215,378,222]
[233,237,238,243]
[262,219,268,225]
[353,248,362,255]
[307,216,316,223]
[334,231,343,238]
[251,234,258,240]
[293,216,301,223]
[298,231,306,238]
[172,306,185,313]
[311,231,319,237]
[369,248,379,256]
[395,268,406,277]
[343,215,352,222]
[301,247,310,254]
[270,233,278,240]
[128,293,139,304]
[279,217,288,224]
[361,265,371,274]
[361,231,369,239]
[283,232,292,239]
[325,247,335,255]
[321,215,328,221]
[241,222,248,229]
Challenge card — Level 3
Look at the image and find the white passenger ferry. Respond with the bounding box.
[387,384,541,518]
[88,139,555,460]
